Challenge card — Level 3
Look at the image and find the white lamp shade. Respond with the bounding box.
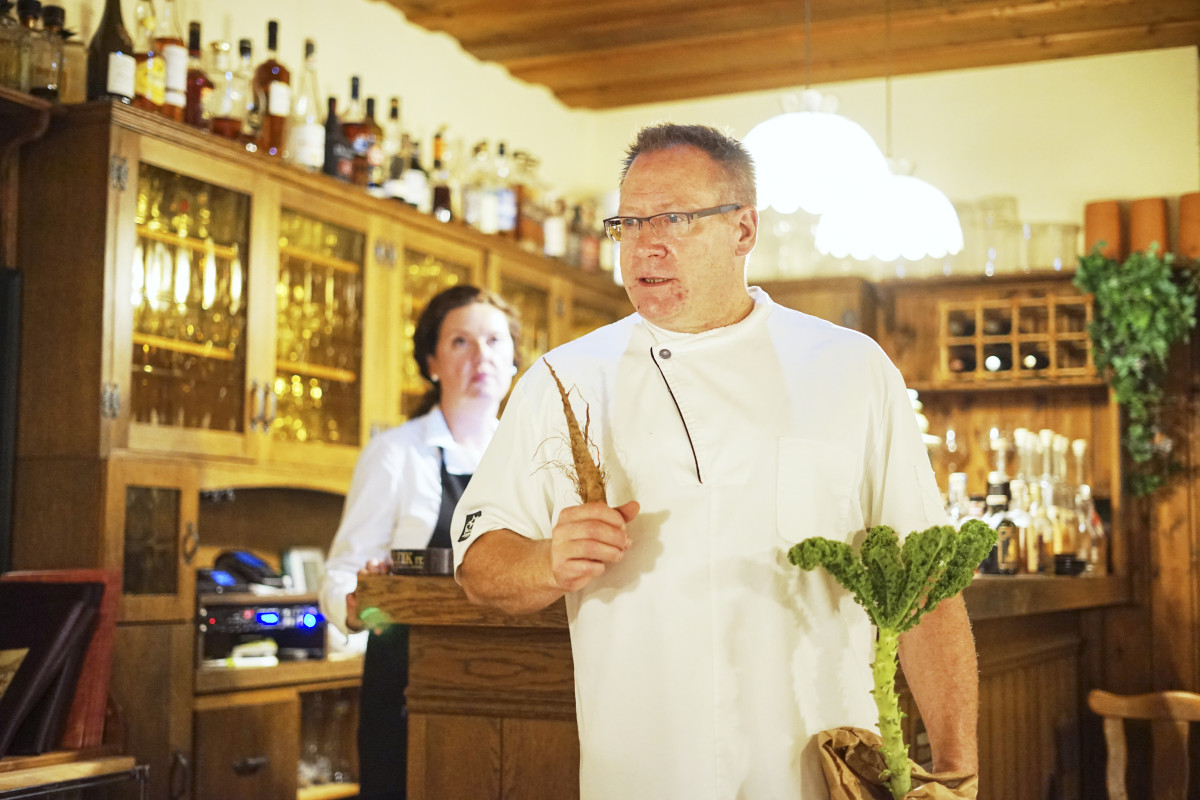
[745,111,890,216]
[815,174,965,262]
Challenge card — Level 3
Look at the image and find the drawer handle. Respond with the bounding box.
[231,755,270,775]
[169,749,190,800]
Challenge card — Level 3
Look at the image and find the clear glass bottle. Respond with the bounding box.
[1007,477,1031,574]
[235,38,257,144]
[494,141,517,236]
[27,1,62,100]
[182,20,210,129]
[204,41,242,140]
[151,0,185,120]
[1050,433,1076,559]
[57,24,85,102]
[380,97,405,198]
[0,1,20,89]
[85,0,134,102]
[402,138,430,213]
[946,471,969,529]
[1027,481,1055,574]
[1072,438,1106,575]
[252,19,289,156]
[15,0,39,93]
[286,38,324,171]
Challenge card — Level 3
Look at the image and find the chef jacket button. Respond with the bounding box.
[658,348,671,359]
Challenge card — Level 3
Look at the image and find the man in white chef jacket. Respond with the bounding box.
[451,123,979,799]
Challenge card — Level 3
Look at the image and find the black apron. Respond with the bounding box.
[357,448,471,800]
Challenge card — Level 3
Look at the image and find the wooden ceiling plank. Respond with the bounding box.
[553,20,1200,108]
[502,0,1199,83]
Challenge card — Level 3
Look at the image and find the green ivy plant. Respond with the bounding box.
[1073,245,1198,496]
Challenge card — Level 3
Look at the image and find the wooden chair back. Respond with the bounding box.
[1087,689,1200,800]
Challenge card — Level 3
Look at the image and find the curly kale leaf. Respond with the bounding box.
[789,521,997,634]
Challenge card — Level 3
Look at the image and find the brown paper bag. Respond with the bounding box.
[816,727,979,800]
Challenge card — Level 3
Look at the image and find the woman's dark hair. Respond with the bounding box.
[411,284,521,417]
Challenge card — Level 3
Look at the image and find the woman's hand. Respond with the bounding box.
[345,558,392,632]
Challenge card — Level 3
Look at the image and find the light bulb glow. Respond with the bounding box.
[814,174,964,262]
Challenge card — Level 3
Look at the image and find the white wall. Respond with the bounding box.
[64,0,1199,224]
[592,48,1200,226]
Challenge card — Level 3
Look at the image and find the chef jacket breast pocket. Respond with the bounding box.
[776,437,864,545]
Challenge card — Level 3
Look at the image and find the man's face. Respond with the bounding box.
[618,145,757,333]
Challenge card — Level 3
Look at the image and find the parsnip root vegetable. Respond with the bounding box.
[545,361,607,503]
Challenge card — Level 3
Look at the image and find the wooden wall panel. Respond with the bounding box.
[501,718,579,800]
[408,714,502,800]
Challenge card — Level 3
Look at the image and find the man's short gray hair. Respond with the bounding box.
[620,123,757,208]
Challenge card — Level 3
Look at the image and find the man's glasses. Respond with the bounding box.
[602,204,742,243]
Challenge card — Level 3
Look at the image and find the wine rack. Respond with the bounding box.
[938,292,1096,384]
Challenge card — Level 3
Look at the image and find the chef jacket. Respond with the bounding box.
[320,407,497,637]
[452,287,947,799]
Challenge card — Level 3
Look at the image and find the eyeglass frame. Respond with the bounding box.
[602,203,743,243]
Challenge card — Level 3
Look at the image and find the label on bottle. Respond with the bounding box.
[496,187,517,233]
[996,518,1020,574]
[162,43,187,93]
[135,55,165,105]
[268,81,291,116]
[108,52,136,99]
[543,217,566,258]
[289,122,325,170]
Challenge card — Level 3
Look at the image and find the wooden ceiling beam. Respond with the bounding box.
[503,0,1199,90]
[552,20,1200,108]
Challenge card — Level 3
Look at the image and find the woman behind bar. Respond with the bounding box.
[319,284,519,799]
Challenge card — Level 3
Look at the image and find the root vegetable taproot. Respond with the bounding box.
[545,361,607,504]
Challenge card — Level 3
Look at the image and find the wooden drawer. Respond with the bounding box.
[194,690,299,800]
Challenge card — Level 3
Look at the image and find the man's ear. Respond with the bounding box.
[733,205,758,258]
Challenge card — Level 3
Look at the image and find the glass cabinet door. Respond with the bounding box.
[397,234,484,421]
[272,209,366,447]
[129,161,250,437]
[499,270,553,378]
[105,457,198,622]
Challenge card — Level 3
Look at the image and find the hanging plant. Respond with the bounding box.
[1074,245,1198,496]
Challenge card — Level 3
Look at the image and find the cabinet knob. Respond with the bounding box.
[183,522,199,565]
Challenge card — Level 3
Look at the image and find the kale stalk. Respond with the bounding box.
[787,519,995,799]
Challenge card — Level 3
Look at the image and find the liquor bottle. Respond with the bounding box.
[204,41,242,139]
[56,25,86,103]
[1007,478,1031,574]
[1071,438,1106,574]
[463,141,498,234]
[494,142,517,236]
[321,97,353,182]
[15,0,38,93]
[430,129,452,223]
[183,21,210,129]
[252,20,290,156]
[513,151,545,252]
[1027,481,1055,574]
[565,205,583,267]
[151,0,185,121]
[85,0,135,103]
[1050,433,1075,558]
[26,1,62,100]
[946,471,969,529]
[380,97,405,198]
[543,197,567,259]
[402,138,430,213]
[235,38,257,144]
[978,493,1012,574]
[130,0,159,111]
[579,204,601,272]
[360,97,385,194]
[0,1,19,90]
[286,39,324,171]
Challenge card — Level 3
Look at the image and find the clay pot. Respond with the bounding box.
[1179,192,1200,261]
[1084,200,1123,259]
[1129,197,1168,254]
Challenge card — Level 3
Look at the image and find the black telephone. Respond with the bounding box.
[213,550,286,589]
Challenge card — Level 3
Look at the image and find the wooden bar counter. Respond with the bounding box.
[357,571,1130,800]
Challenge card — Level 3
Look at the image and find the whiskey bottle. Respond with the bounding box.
[340,76,367,185]
[430,129,452,222]
[183,21,210,129]
[252,20,290,156]
[360,97,385,193]
[151,0,186,121]
[286,39,324,171]
[322,97,353,182]
[85,0,135,103]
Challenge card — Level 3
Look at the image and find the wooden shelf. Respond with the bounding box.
[195,654,364,694]
[297,782,360,800]
[280,245,361,275]
[909,377,1107,393]
[136,225,239,260]
[275,359,358,384]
